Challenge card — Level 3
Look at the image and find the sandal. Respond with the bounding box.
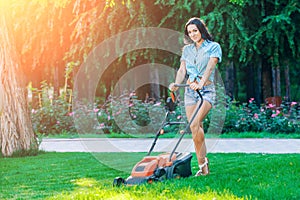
[195,157,209,176]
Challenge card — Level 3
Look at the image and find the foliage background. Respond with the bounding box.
[2,0,300,135]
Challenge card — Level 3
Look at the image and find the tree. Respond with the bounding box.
[11,0,76,104]
[246,0,299,99]
[0,0,75,156]
[0,2,37,156]
[69,0,300,103]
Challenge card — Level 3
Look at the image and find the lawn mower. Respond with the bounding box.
[113,84,203,186]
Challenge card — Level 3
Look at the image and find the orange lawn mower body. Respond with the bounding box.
[113,85,203,186]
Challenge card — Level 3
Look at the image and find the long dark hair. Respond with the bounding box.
[184,17,213,44]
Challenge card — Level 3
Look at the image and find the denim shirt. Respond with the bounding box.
[180,40,222,83]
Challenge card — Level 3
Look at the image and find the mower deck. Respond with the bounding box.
[113,152,192,186]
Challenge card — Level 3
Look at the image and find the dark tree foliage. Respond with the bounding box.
[6,0,300,103]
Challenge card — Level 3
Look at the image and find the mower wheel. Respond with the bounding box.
[158,173,167,181]
[172,173,181,179]
[154,167,166,178]
[147,178,154,184]
[113,177,125,187]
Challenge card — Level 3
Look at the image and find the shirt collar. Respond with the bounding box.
[193,39,209,49]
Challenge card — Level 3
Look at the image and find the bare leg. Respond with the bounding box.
[185,100,212,174]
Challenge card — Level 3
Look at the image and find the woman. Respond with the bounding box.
[169,17,222,176]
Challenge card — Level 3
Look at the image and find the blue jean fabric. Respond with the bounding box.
[184,84,216,106]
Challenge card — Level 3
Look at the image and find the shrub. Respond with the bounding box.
[30,83,76,135]
[95,93,185,135]
[222,97,300,134]
[30,83,299,135]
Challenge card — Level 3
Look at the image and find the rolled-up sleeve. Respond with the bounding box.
[180,46,188,62]
[210,43,222,63]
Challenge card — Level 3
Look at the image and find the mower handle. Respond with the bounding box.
[170,84,202,102]
[174,84,190,87]
[174,84,203,93]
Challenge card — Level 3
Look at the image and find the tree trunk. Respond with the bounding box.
[246,64,255,101]
[276,66,281,96]
[262,59,272,100]
[272,66,281,96]
[225,61,235,100]
[0,11,38,156]
[30,68,42,108]
[255,60,262,105]
[54,62,60,98]
[150,66,160,102]
[284,64,290,102]
[272,67,276,96]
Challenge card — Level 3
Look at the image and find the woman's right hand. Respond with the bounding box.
[168,83,179,92]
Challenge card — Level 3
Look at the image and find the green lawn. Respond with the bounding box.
[1,152,299,199]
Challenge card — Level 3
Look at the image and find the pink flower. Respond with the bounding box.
[114,111,121,116]
[154,102,161,106]
[291,102,297,106]
[177,115,182,120]
[271,110,281,118]
[249,98,254,103]
[56,121,60,124]
[254,113,258,119]
[129,103,134,107]
[68,112,74,116]
[49,95,53,99]
[267,103,275,108]
[107,115,111,120]
[31,109,37,114]
[99,123,105,128]
[93,108,99,113]
[129,91,136,97]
